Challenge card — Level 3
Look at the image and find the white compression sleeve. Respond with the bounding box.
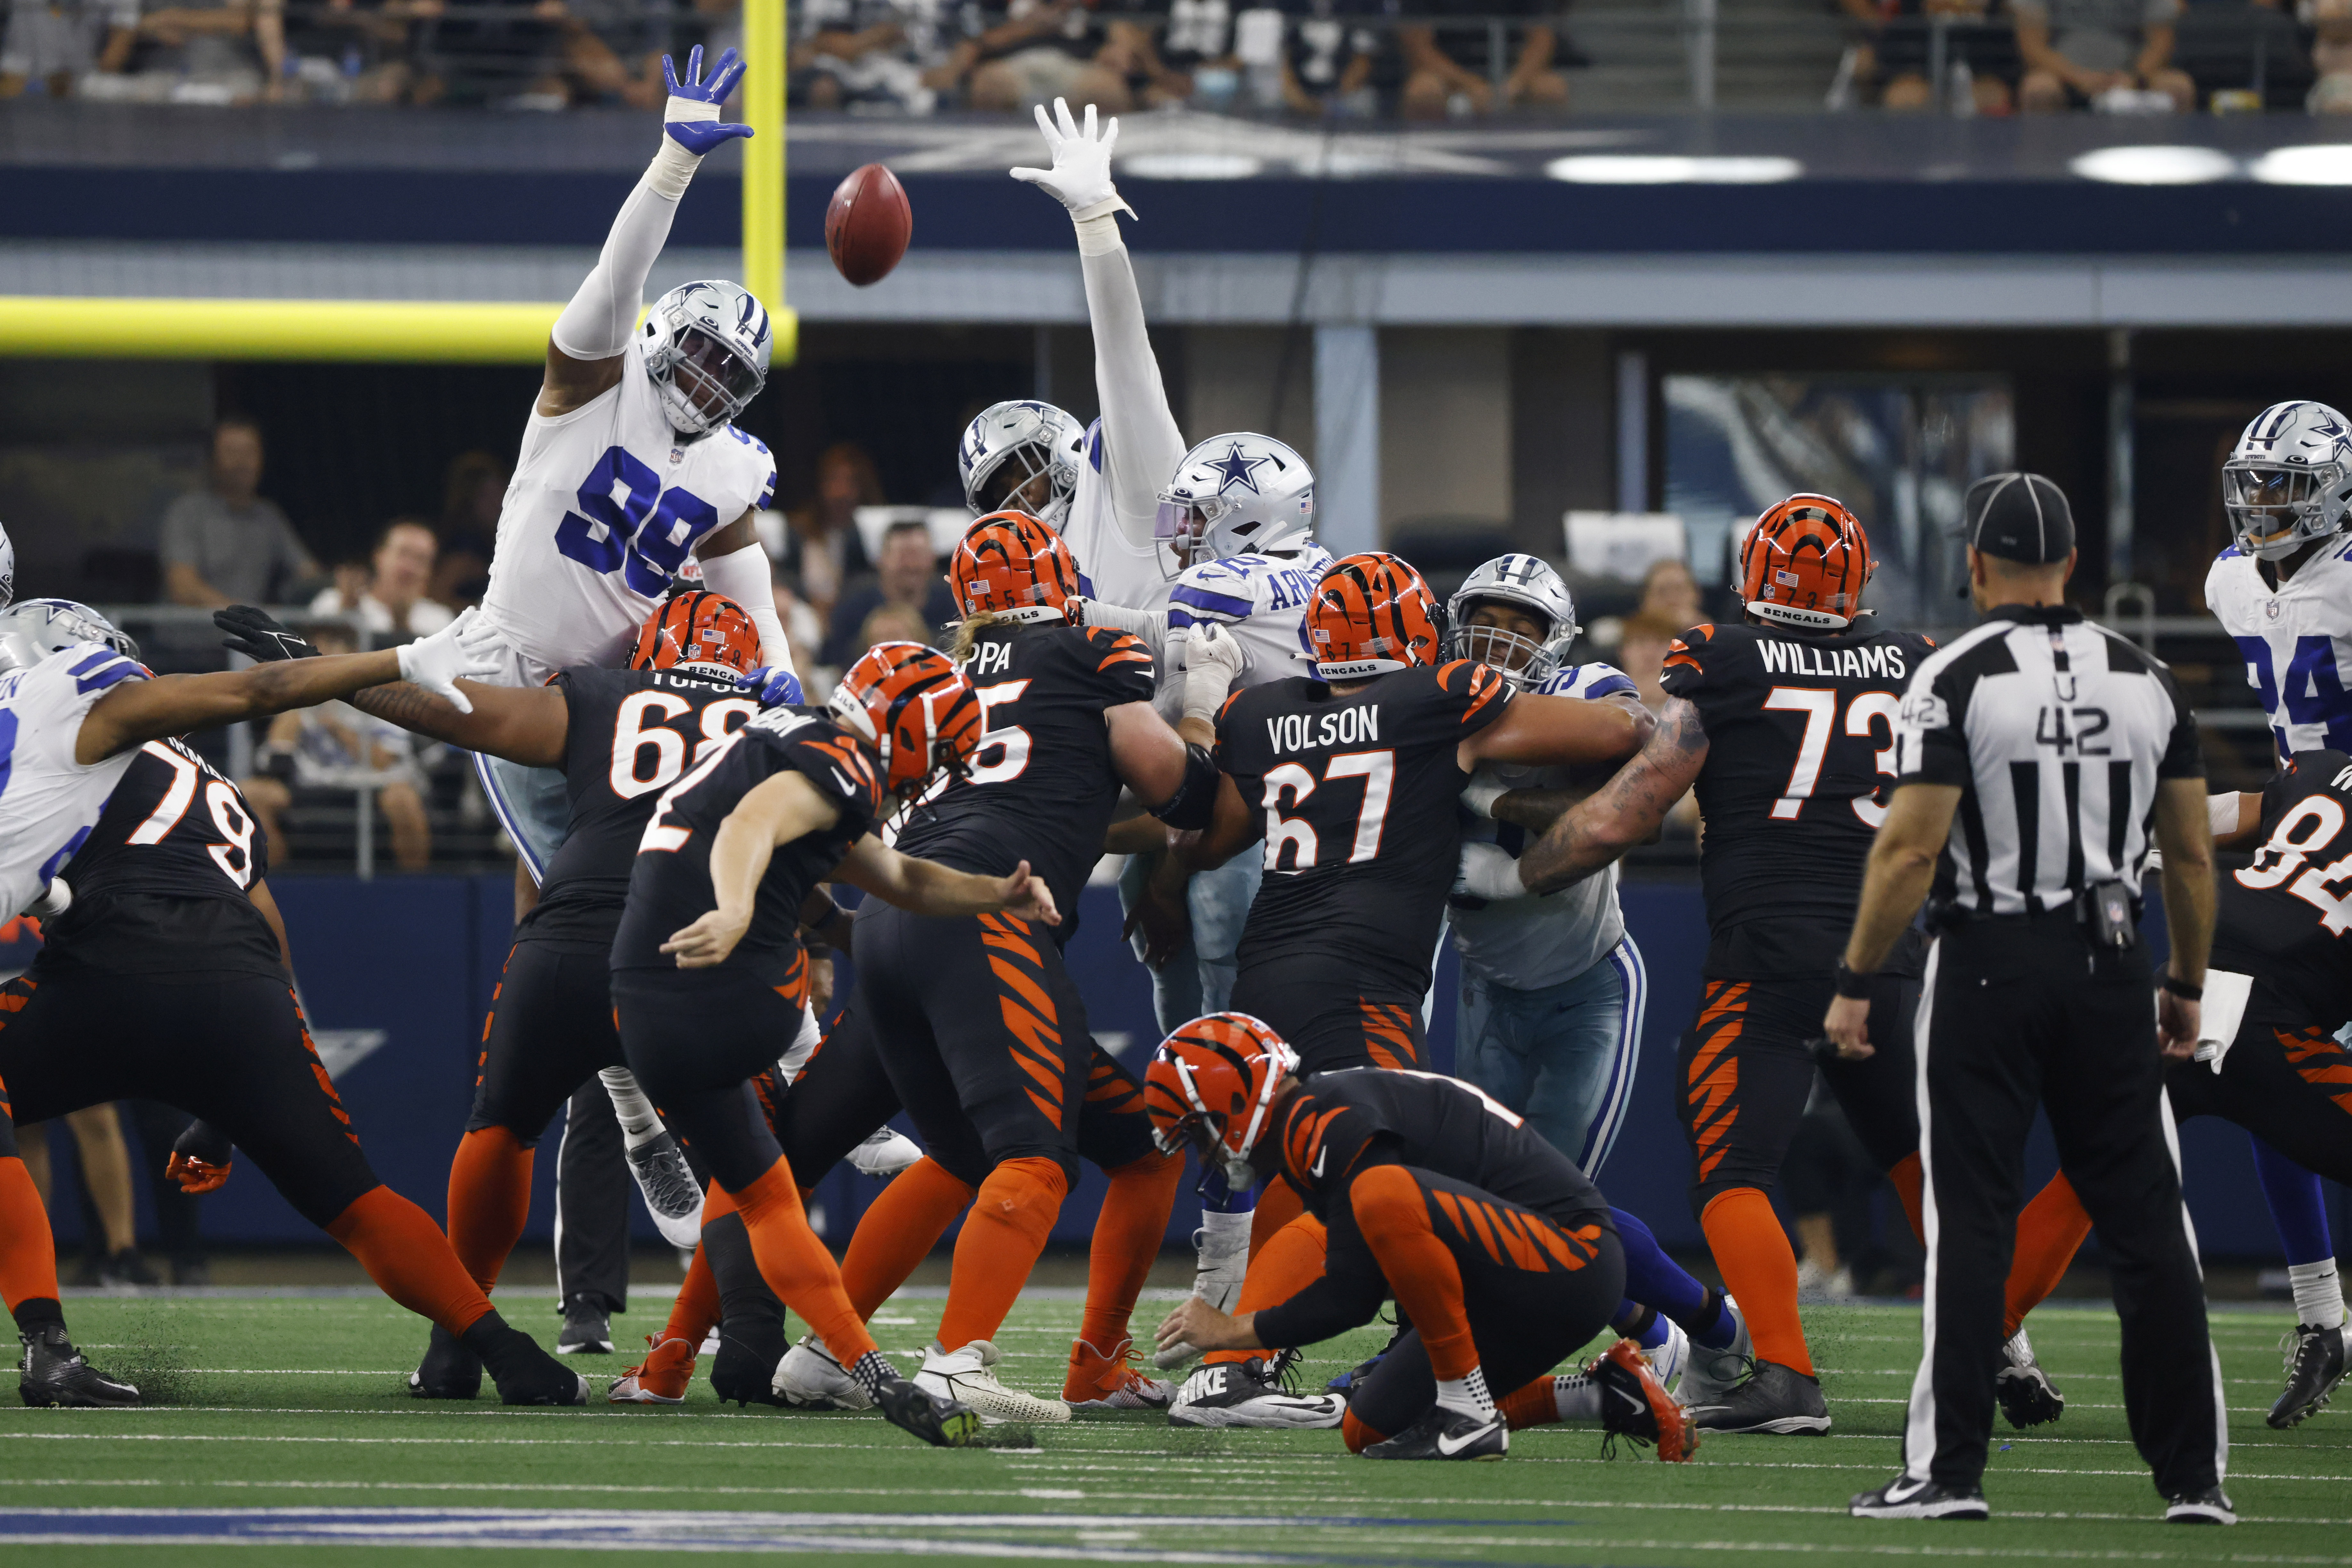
[598,1066,664,1148]
[697,542,794,674]
[551,149,698,361]
[2208,791,2245,838]
[1076,210,1187,549]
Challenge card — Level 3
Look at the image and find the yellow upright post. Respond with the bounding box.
[740,0,796,365]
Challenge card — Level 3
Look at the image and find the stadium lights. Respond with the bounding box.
[1120,152,1267,180]
[2067,146,2237,185]
[0,296,801,364]
[2249,144,2352,185]
[1544,155,1803,184]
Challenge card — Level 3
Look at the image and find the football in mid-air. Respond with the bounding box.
[826,163,912,288]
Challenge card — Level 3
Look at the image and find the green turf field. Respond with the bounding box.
[1,1288,2344,1566]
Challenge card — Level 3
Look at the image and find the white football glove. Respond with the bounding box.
[1010,97,1137,218]
[1183,621,1247,721]
[1453,841,1528,902]
[1461,769,1508,820]
[396,607,499,714]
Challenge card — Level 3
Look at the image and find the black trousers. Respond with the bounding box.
[1908,916,2224,1497]
[2166,1006,2352,1185]
[555,1083,631,1314]
[612,960,808,1195]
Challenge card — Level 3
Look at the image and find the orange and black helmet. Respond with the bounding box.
[948,510,1083,622]
[1142,1012,1300,1182]
[827,640,985,800]
[629,590,764,679]
[1302,552,1440,679]
[1737,494,1873,631]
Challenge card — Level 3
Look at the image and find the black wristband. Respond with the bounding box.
[1833,960,1874,1000]
[2160,974,2202,1002]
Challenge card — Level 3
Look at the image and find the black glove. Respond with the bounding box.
[172,1118,235,1168]
[215,606,320,663]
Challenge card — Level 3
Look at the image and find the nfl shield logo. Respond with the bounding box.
[2266,599,2282,620]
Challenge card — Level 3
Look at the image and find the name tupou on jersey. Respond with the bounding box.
[0,643,149,919]
[2206,538,2352,761]
[480,337,778,683]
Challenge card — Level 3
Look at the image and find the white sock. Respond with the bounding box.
[1435,1366,1494,1421]
[2288,1259,2347,1331]
[1194,1211,1253,1312]
[598,1067,664,1149]
[1551,1373,1603,1423]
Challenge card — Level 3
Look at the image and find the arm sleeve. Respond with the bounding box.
[552,176,682,362]
[1077,220,1187,544]
[697,542,796,677]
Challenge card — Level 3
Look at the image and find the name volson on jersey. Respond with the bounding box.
[1266,705,1381,753]
[1756,639,1911,682]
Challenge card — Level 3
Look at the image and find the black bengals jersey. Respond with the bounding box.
[1659,618,1936,979]
[38,738,280,979]
[1217,660,1512,1004]
[1271,1067,1612,1229]
[610,706,881,986]
[523,666,761,951]
[894,622,1156,934]
[2213,748,2352,1030]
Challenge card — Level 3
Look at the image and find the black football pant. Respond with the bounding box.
[1228,964,1426,1075]
[1675,965,1921,1216]
[1908,918,2224,1498]
[0,967,380,1229]
[2166,1012,2352,1186]
[612,955,810,1196]
[1346,1166,1626,1443]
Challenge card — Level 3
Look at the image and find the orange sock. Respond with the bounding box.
[0,1155,60,1315]
[1500,1376,1562,1430]
[445,1126,534,1293]
[1207,1213,1328,1366]
[936,1156,1067,1350]
[840,1158,975,1320]
[1078,1150,1183,1351]
[1247,1178,1306,1261]
[1700,1186,1812,1378]
[666,1241,722,1348]
[1350,1166,1476,1381]
[2004,1172,2092,1339]
[326,1185,495,1335]
[729,1159,878,1365]
[1341,1407,1387,1453]
[1887,1152,1925,1245]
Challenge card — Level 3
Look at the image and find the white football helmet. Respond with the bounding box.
[1445,554,1579,690]
[1155,433,1315,575]
[0,521,13,610]
[958,400,1085,528]
[0,597,139,676]
[2223,400,2352,560]
[639,280,772,436]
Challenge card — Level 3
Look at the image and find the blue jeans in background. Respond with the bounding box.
[1456,935,1647,1177]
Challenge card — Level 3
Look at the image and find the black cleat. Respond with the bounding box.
[408,1323,483,1400]
[465,1318,589,1407]
[1690,1357,1830,1435]
[1364,1404,1507,1461]
[2266,1322,2347,1430]
[19,1323,139,1408]
[2163,1486,2236,1524]
[873,1374,984,1448]
[709,1321,791,1408]
[1850,1474,1989,1520]
[1995,1329,2064,1429]
[555,1296,613,1356]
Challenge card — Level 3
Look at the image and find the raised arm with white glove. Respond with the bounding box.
[551,46,750,363]
[1011,98,1185,550]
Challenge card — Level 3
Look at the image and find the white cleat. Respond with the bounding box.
[772,1334,874,1411]
[1155,1216,1251,1371]
[1675,1294,1751,1409]
[848,1126,924,1178]
[916,1340,1071,1425]
[626,1131,705,1250]
[1647,1316,1691,1396]
[1167,1357,1344,1429]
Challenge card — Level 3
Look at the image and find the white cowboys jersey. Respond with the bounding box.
[1065,419,1177,618]
[1448,662,1640,991]
[479,338,778,684]
[2206,536,2352,761]
[1159,546,1336,720]
[0,644,148,919]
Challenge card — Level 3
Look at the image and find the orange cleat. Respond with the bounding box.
[1590,1338,1699,1463]
[1063,1336,1174,1411]
[608,1335,697,1406]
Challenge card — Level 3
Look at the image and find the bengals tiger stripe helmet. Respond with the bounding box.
[949,510,1083,623]
[629,590,764,679]
[827,640,985,800]
[1143,1012,1300,1189]
[1303,552,1440,679]
[1737,494,1873,631]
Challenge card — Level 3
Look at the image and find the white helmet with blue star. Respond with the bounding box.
[1155,432,1315,576]
[2223,400,2352,560]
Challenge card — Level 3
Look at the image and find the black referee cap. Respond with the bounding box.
[1963,472,2075,565]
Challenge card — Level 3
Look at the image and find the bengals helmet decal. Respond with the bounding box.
[1304,552,1440,679]
[1737,495,1873,631]
[1143,1012,1299,1186]
[949,510,1083,622]
[630,590,764,679]
[827,640,984,800]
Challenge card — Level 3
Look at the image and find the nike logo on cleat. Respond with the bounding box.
[1882,1477,1928,1503]
[1435,1424,1494,1456]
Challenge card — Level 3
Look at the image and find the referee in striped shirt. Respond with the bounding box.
[1823,473,2232,1525]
